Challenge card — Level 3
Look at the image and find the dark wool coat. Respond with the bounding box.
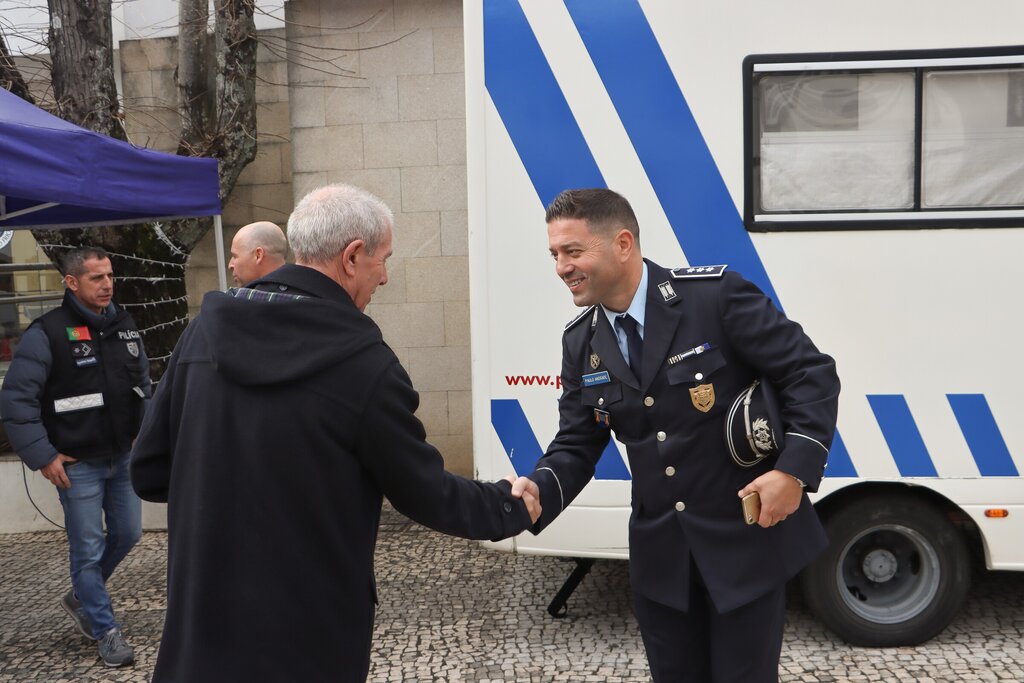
[131,265,531,683]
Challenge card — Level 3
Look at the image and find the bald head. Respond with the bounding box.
[229,221,288,286]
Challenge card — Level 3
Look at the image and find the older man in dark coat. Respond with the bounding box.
[131,183,539,683]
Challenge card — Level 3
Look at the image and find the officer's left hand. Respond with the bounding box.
[738,470,803,529]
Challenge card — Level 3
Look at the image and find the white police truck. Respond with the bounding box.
[467,0,1024,646]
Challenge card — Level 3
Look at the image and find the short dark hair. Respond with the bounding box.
[62,247,110,277]
[545,188,640,241]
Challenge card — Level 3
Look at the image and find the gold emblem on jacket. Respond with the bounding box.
[689,383,715,412]
[590,353,601,370]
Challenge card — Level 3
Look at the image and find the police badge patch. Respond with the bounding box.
[689,383,715,412]
[590,353,601,370]
[126,341,139,358]
[71,343,93,358]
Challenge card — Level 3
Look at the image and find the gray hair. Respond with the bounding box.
[287,184,393,265]
[61,247,110,277]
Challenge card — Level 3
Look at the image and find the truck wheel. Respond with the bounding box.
[801,495,971,646]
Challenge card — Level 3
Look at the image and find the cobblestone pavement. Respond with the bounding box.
[1,508,1022,682]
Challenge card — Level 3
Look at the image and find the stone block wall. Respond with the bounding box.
[283,0,474,475]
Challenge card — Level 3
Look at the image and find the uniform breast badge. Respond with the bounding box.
[590,353,601,370]
[689,383,715,412]
[594,408,611,427]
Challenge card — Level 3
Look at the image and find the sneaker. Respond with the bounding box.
[60,591,97,641]
[98,628,134,667]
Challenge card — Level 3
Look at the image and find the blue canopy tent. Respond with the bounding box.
[0,87,227,288]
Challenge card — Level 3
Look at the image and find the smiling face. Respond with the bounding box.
[547,217,636,311]
[66,257,114,314]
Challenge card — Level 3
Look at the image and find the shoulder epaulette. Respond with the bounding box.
[671,265,728,279]
[565,305,598,331]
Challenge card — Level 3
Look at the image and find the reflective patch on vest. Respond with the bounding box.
[75,357,99,367]
[54,393,105,413]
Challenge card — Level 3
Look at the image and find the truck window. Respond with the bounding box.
[746,48,1024,230]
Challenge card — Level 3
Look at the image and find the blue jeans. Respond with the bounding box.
[57,453,142,638]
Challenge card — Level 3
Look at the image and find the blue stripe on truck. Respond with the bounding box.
[491,399,631,479]
[483,0,604,205]
[563,0,779,305]
[867,395,938,477]
[948,394,1019,476]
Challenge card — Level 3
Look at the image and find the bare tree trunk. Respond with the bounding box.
[177,0,211,157]
[46,0,122,140]
[212,0,259,200]
[167,0,258,251]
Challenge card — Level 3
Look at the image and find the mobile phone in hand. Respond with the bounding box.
[742,491,761,525]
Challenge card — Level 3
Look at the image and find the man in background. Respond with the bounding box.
[1,247,150,668]
[227,220,287,286]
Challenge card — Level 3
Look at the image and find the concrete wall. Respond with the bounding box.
[280,0,475,475]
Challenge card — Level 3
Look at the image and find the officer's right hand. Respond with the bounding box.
[506,475,542,524]
[40,453,78,489]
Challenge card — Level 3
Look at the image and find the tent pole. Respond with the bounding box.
[214,214,228,292]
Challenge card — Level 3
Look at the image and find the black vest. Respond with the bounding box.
[35,292,149,460]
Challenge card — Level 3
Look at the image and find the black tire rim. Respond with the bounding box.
[835,523,941,625]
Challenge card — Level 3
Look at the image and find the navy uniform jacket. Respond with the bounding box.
[528,260,840,613]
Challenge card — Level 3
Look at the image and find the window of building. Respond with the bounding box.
[745,47,1024,230]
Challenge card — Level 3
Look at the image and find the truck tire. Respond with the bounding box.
[801,494,971,646]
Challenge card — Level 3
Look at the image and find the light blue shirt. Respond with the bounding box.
[602,262,648,368]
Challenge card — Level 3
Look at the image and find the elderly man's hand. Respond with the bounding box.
[506,475,542,524]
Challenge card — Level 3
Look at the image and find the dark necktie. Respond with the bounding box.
[615,313,643,380]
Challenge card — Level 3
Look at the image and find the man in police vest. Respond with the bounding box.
[510,189,840,682]
[1,246,150,667]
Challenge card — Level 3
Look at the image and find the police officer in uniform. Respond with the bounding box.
[510,189,840,682]
[1,246,149,667]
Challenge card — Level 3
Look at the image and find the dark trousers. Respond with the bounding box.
[633,557,785,683]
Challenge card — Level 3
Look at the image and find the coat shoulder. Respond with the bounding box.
[564,305,598,333]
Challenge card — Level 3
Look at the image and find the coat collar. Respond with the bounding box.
[638,260,684,391]
[587,259,683,391]
[248,264,357,308]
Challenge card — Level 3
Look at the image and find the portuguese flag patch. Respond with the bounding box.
[66,326,92,341]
